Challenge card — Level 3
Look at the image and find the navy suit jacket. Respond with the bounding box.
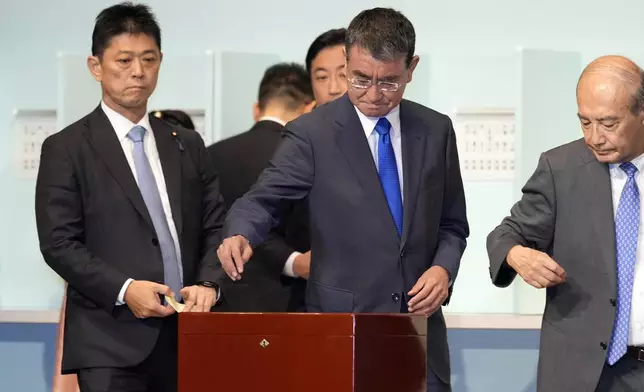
[220,94,469,382]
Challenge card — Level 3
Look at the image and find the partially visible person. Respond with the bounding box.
[151,109,195,130]
[487,55,644,391]
[208,62,315,312]
[52,288,80,392]
[37,3,226,392]
[305,28,347,106]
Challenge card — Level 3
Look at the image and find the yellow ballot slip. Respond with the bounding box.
[165,295,185,313]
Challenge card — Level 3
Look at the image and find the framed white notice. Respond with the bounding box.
[12,109,57,179]
[453,108,516,181]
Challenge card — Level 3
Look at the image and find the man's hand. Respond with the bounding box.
[180,285,218,312]
[507,245,566,288]
[216,235,253,280]
[124,280,175,319]
[293,251,311,279]
[407,266,450,316]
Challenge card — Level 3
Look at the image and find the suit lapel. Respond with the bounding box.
[333,96,400,240]
[399,101,426,249]
[584,148,617,293]
[84,106,153,229]
[150,116,183,235]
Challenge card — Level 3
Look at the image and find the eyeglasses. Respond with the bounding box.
[347,76,403,92]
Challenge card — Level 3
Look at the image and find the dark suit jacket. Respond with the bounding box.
[208,120,307,312]
[220,95,469,383]
[487,139,618,392]
[35,105,226,373]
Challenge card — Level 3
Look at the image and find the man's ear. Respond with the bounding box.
[406,55,420,84]
[87,55,102,82]
[252,102,261,123]
[303,100,317,114]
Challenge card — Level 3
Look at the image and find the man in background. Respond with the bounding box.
[151,109,196,130]
[36,3,225,391]
[306,28,347,106]
[208,63,315,312]
[216,8,469,391]
[488,55,644,391]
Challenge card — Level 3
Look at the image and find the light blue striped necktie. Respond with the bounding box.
[374,117,403,237]
[127,125,183,301]
[607,162,640,365]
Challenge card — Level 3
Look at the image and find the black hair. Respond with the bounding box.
[92,2,161,57]
[151,110,195,130]
[257,63,314,111]
[346,8,415,67]
[305,28,347,74]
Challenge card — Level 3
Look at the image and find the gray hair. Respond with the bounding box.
[345,8,415,67]
[630,70,644,114]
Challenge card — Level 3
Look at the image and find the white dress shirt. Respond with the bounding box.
[257,115,302,278]
[258,115,286,127]
[101,102,184,305]
[609,153,644,346]
[354,105,404,197]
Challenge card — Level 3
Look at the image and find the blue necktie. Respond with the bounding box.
[127,126,183,301]
[374,117,403,237]
[607,162,640,365]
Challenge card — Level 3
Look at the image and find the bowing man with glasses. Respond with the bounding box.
[215,7,469,392]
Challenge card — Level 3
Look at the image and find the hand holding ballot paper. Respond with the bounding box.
[122,281,217,317]
[165,295,185,313]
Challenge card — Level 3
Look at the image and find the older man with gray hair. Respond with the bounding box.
[488,55,644,391]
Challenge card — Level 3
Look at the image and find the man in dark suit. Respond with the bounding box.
[35,3,225,392]
[216,8,469,391]
[208,63,315,312]
[487,55,644,391]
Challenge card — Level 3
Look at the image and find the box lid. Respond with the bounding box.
[179,313,426,337]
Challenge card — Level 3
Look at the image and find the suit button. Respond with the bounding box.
[151,238,159,247]
[392,293,400,303]
[610,299,616,307]
[600,342,607,350]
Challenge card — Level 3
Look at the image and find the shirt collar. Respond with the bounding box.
[609,152,644,178]
[354,105,401,139]
[101,101,153,141]
[257,116,287,127]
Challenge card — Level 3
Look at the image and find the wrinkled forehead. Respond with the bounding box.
[346,47,407,77]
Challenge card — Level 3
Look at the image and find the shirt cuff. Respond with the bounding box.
[116,278,134,305]
[283,251,301,277]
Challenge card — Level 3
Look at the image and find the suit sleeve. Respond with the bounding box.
[35,137,129,314]
[190,133,228,284]
[486,153,556,287]
[223,123,314,248]
[432,120,470,287]
[254,231,299,276]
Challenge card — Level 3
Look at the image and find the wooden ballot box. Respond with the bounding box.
[178,313,427,392]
